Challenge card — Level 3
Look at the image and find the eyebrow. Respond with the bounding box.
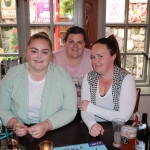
[68,39,84,42]
[91,53,104,56]
[30,47,50,51]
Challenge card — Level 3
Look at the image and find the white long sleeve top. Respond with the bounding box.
[81,73,136,130]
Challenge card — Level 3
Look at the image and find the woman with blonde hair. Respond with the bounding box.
[0,32,77,138]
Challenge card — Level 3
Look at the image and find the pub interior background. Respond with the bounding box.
[0,0,150,124]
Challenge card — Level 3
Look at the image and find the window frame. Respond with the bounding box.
[1,0,150,95]
[98,0,150,95]
[22,0,83,52]
[0,0,83,75]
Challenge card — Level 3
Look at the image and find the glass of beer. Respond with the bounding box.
[5,126,19,150]
[112,118,125,148]
[121,125,137,150]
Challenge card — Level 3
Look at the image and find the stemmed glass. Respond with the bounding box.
[72,75,84,88]
[72,75,84,97]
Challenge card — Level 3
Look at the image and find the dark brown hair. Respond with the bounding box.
[93,35,121,67]
[63,26,88,43]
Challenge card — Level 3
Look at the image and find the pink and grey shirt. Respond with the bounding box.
[53,47,93,105]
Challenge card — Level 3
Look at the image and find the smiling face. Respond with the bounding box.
[91,43,116,75]
[25,39,52,73]
[65,34,85,60]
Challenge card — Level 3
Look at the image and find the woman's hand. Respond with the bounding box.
[7,117,18,127]
[28,121,50,138]
[78,100,90,111]
[14,122,28,137]
[7,117,28,137]
[89,123,104,137]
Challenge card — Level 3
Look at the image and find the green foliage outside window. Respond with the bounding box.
[3,28,19,60]
[60,0,74,17]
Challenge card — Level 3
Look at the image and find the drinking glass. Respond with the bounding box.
[72,75,84,97]
[112,118,125,148]
[39,140,53,150]
[5,126,19,150]
[0,118,2,133]
[121,125,137,150]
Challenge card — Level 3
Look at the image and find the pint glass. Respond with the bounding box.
[121,125,137,150]
[112,118,125,148]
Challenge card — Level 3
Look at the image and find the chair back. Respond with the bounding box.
[134,88,141,113]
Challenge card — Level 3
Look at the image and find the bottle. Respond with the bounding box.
[132,111,141,128]
[135,113,149,150]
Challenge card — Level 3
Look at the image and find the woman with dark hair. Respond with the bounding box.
[0,32,77,138]
[78,35,136,137]
[54,26,93,122]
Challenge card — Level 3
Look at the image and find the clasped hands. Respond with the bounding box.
[16,122,49,138]
[8,118,51,139]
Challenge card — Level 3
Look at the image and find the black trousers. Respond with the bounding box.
[72,109,82,122]
[24,123,35,127]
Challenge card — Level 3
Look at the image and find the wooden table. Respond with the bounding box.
[0,121,133,150]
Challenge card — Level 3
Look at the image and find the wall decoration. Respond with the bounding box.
[1,0,16,19]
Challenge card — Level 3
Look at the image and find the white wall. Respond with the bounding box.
[138,96,150,125]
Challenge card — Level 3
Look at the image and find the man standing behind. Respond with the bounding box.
[53,26,93,122]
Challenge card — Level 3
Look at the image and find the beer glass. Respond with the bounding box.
[39,140,53,150]
[112,118,125,148]
[5,126,19,150]
[121,125,137,150]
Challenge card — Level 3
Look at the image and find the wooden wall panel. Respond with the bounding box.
[83,0,98,49]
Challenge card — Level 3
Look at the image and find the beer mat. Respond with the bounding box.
[53,141,108,150]
[3,144,26,150]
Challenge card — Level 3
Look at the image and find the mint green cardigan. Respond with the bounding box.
[0,62,77,129]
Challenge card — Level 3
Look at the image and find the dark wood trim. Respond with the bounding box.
[83,0,98,49]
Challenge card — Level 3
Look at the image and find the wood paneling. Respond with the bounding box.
[83,0,98,49]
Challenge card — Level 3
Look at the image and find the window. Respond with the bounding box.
[98,0,150,94]
[0,0,83,77]
[0,0,18,78]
